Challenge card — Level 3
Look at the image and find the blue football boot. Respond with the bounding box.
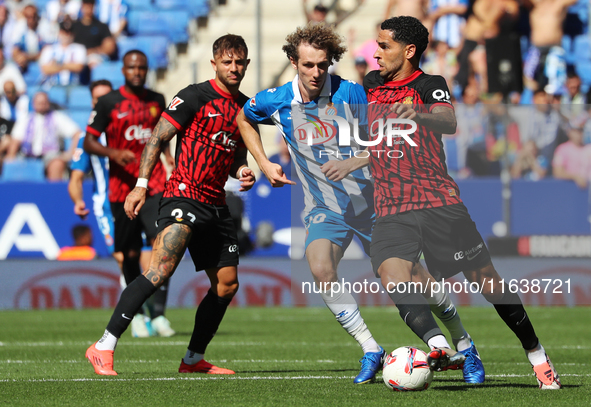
[459,339,485,383]
[354,346,385,384]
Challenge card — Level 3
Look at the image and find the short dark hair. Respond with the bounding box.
[59,21,73,33]
[82,0,96,5]
[90,79,113,93]
[122,49,148,63]
[313,4,328,13]
[283,22,347,63]
[72,224,91,241]
[381,16,429,60]
[212,34,248,58]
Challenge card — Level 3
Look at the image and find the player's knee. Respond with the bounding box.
[309,261,337,284]
[217,280,239,299]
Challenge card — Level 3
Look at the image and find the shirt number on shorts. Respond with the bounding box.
[171,208,195,223]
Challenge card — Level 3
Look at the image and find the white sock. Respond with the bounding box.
[95,330,118,351]
[526,342,547,366]
[320,289,381,354]
[427,283,468,348]
[183,350,204,365]
[427,334,451,350]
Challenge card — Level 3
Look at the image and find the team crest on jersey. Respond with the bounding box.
[448,188,456,197]
[150,106,159,118]
[168,96,184,111]
[249,98,256,107]
[402,96,413,104]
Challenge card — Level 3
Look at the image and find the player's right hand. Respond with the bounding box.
[110,149,137,167]
[74,201,89,220]
[124,187,147,220]
[261,162,296,188]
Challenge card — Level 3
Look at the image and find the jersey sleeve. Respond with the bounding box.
[348,82,369,140]
[86,95,111,137]
[70,136,91,172]
[421,75,453,111]
[160,86,198,131]
[242,90,274,125]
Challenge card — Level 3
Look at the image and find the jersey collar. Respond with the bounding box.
[384,69,423,87]
[291,74,332,104]
[210,79,239,99]
[120,85,147,100]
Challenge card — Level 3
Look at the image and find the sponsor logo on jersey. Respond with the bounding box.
[168,96,184,111]
[149,106,159,118]
[88,111,97,125]
[124,125,152,142]
[249,97,256,107]
[211,131,238,151]
[294,116,337,145]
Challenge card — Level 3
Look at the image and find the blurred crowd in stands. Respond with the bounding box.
[0,0,590,188]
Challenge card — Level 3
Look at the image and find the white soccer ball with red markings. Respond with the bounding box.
[382,346,433,391]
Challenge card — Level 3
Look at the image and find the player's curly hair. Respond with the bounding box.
[213,34,248,58]
[381,16,429,60]
[282,22,347,63]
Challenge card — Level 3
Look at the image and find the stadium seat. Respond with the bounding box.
[68,109,92,130]
[0,158,45,182]
[127,10,190,44]
[125,0,157,10]
[22,62,42,86]
[575,60,591,86]
[48,86,68,107]
[91,62,125,89]
[118,35,171,70]
[67,86,92,110]
[155,0,210,18]
[573,35,590,60]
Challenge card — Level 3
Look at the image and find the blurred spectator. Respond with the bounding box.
[353,56,368,85]
[11,4,57,72]
[46,0,82,24]
[0,47,26,95]
[560,71,585,116]
[5,91,81,181]
[40,21,87,86]
[514,89,564,166]
[420,39,458,90]
[352,22,380,72]
[453,83,487,177]
[4,0,28,20]
[552,126,589,188]
[72,0,116,68]
[0,80,29,124]
[269,132,293,181]
[97,0,128,39]
[510,139,548,180]
[523,0,576,94]
[303,1,328,24]
[57,224,97,260]
[424,0,468,49]
[0,4,18,60]
[383,0,428,20]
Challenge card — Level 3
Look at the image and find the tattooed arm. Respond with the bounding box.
[124,117,178,220]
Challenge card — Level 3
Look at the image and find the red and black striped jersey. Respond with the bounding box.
[363,69,462,217]
[86,86,166,203]
[161,79,249,205]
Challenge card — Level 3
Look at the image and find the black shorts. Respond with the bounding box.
[111,192,161,253]
[370,203,491,280]
[157,197,239,271]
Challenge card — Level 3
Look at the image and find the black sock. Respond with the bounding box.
[122,254,141,285]
[188,290,232,354]
[492,286,539,350]
[389,282,443,344]
[151,278,170,319]
[106,275,158,337]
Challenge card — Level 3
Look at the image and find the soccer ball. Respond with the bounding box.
[382,346,433,391]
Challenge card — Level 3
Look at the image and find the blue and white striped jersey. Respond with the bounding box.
[70,134,111,223]
[243,74,374,218]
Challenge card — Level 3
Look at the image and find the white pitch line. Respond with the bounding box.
[1,341,589,350]
[0,373,589,384]
[0,359,339,364]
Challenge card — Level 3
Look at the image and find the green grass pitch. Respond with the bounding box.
[1,306,589,406]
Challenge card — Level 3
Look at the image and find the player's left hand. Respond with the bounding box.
[124,187,147,220]
[391,103,418,121]
[238,167,256,192]
[321,159,356,181]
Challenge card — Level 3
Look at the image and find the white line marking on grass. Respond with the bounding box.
[0,359,339,364]
[1,373,589,384]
